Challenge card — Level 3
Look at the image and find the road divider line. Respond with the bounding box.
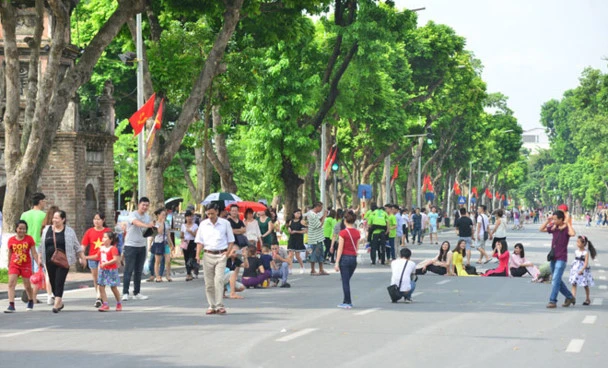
[354,308,381,316]
[599,269,605,273]
[276,328,317,342]
[565,339,585,353]
[595,263,602,267]
[592,298,603,306]
[436,280,451,285]
[582,315,597,324]
[0,325,58,338]
[599,276,606,281]
[599,285,607,290]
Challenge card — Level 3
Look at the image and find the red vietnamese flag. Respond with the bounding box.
[472,187,478,197]
[129,93,156,136]
[453,179,461,195]
[390,165,399,184]
[485,188,493,199]
[325,147,337,175]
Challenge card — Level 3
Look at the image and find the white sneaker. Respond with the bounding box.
[47,295,54,305]
[132,293,149,300]
[121,294,129,301]
[299,268,305,274]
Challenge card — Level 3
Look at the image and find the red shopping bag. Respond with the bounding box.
[30,268,46,289]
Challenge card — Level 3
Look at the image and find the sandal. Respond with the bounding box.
[583,300,591,306]
[319,271,329,276]
[310,272,319,276]
[216,307,226,314]
[155,278,162,283]
[166,277,173,282]
[206,308,216,315]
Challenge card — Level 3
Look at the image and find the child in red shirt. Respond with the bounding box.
[5,220,39,313]
[97,231,122,312]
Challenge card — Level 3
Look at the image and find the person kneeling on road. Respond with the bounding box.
[390,248,417,303]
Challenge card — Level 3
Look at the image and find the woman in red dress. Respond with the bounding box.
[482,239,510,277]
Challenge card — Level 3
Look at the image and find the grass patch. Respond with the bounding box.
[0,268,24,284]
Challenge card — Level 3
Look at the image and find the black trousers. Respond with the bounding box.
[46,262,69,298]
[183,240,197,275]
[402,225,409,243]
[370,233,386,265]
[323,237,334,262]
[510,266,528,277]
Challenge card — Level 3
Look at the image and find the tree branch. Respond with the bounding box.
[159,0,244,166]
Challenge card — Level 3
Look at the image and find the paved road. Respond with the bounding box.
[1,222,606,367]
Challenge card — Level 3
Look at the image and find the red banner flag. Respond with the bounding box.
[453,179,461,195]
[325,147,337,175]
[485,188,493,199]
[391,165,399,183]
[153,98,164,130]
[323,146,335,171]
[472,187,478,197]
[129,93,156,136]
[501,194,506,201]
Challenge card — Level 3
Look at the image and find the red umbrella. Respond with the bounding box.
[235,201,267,213]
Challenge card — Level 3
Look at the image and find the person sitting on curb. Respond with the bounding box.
[241,245,269,288]
[224,248,245,299]
[270,244,291,288]
[390,248,417,303]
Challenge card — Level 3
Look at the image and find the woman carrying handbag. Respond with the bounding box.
[39,210,86,313]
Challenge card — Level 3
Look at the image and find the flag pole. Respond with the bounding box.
[136,13,146,198]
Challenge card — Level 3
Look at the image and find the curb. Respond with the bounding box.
[0,266,187,301]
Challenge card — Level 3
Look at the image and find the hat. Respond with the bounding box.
[557,204,568,212]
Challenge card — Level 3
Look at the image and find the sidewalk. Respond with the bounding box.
[0,260,187,300]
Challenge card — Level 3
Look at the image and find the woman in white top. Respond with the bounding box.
[180,211,199,281]
[152,208,175,282]
[489,209,507,251]
[244,208,262,248]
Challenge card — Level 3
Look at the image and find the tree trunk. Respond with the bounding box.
[177,155,198,202]
[405,138,424,209]
[195,147,210,203]
[1,0,144,236]
[206,105,237,193]
[145,0,244,210]
[282,156,304,219]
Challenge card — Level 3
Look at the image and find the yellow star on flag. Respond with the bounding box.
[93,238,103,250]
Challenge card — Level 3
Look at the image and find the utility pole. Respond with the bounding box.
[136,13,146,198]
[384,155,391,204]
[320,123,327,208]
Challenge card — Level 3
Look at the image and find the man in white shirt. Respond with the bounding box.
[195,202,235,315]
[390,248,417,303]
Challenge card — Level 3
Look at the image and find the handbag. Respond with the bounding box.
[547,248,555,262]
[51,229,70,269]
[387,260,408,302]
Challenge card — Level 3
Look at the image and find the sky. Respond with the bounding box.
[395,0,608,134]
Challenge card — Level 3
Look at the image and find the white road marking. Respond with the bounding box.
[599,276,607,281]
[411,292,423,297]
[436,280,451,285]
[354,308,381,316]
[582,315,597,324]
[592,298,603,306]
[276,328,317,342]
[141,305,169,311]
[599,285,607,290]
[595,263,602,267]
[599,269,606,273]
[565,339,585,353]
[289,278,302,282]
[0,325,58,338]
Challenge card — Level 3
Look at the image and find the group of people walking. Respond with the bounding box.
[3,193,600,314]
